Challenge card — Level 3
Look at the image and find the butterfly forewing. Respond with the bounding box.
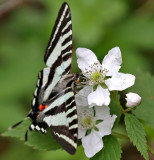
[44,2,72,72]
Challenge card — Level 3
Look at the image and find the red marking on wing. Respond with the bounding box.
[39,104,44,111]
[39,104,48,111]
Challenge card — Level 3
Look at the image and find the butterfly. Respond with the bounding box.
[9,2,78,155]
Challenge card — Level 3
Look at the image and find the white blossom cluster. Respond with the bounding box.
[75,47,141,158]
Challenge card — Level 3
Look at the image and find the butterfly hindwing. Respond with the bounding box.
[51,90,77,155]
[42,86,78,155]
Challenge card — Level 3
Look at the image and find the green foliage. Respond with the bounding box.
[131,70,154,129]
[2,119,30,141]
[2,120,88,160]
[91,135,122,160]
[41,145,89,160]
[2,119,61,151]
[1,0,154,159]
[110,92,121,126]
[25,131,60,151]
[124,114,149,160]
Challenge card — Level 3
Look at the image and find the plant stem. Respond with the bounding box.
[112,91,126,115]
[147,145,154,155]
[112,131,129,139]
[125,106,136,112]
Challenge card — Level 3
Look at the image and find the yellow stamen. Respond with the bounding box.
[91,71,103,83]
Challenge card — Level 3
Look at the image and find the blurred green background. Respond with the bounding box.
[0,0,154,159]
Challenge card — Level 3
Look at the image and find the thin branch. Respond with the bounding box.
[0,0,29,18]
[134,0,154,18]
[124,106,136,113]
[112,131,129,139]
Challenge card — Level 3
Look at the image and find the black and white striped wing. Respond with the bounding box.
[10,2,78,155]
[30,2,78,155]
[44,2,72,74]
[42,87,78,155]
[32,2,73,111]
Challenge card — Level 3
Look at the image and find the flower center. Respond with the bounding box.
[91,71,102,82]
[84,63,109,86]
[81,116,93,128]
[79,109,95,130]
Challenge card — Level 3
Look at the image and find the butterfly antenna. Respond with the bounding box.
[8,117,29,130]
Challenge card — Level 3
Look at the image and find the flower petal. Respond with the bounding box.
[102,47,122,76]
[78,127,86,139]
[125,92,141,107]
[82,130,103,158]
[76,48,101,78]
[105,73,135,91]
[95,106,110,120]
[75,86,93,107]
[96,115,117,137]
[88,85,110,106]
[77,105,87,115]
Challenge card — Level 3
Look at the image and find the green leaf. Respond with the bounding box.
[124,114,149,160]
[42,145,89,160]
[116,17,154,49]
[131,70,154,129]
[2,119,61,151]
[70,0,128,47]
[2,120,88,159]
[110,92,122,126]
[2,119,31,140]
[91,135,122,160]
[0,100,26,131]
[25,130,61,151]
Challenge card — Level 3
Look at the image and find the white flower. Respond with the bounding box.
[77,105,117,158]
[76,47,135,106]
[88,85,110,107]
[125,92,141,107]
[75,86,93,107]
[76,90,117,158]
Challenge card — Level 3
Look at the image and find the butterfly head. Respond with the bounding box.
[28,110,37,120]
[73,73,80,84]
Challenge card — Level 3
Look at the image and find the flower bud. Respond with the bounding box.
[125,92,141,107]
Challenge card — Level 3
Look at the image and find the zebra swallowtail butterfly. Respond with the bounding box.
[10,2,78,155]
